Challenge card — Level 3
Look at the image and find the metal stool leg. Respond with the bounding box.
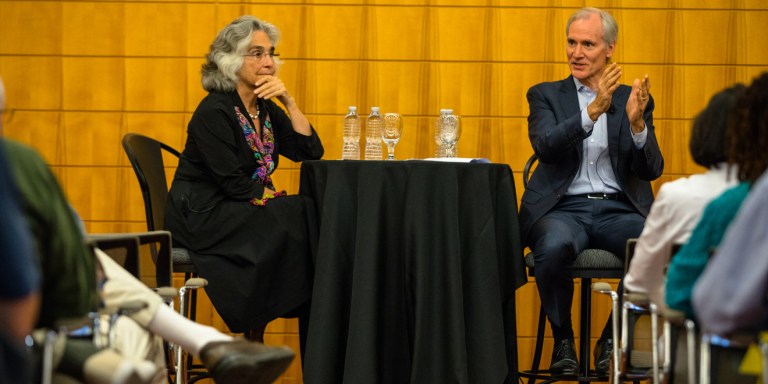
[175,277,208,384]
[580,277,593,377]
[528,305,548,384]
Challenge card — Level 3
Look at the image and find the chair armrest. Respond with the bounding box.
[155,287,178,302]
[86,233,141,277]
[592,282,614,294]
[102,299,149,317]
[87,231,173,287]
[625,291,650,306]
[662,308,687,323]
[184,278,208,289]
[132,231,172,287]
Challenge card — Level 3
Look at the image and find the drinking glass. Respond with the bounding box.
[440,114,461,157]
[382,113,403,160]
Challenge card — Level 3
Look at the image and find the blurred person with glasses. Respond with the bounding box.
[165,15,324,355]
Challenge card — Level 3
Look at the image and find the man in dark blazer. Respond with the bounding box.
[519,7,664,376]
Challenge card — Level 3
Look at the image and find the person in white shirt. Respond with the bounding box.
[623,83,744,311]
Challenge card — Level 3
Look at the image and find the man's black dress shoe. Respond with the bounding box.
[550,339,579,376]
[593,338,613,376]
[200,340,295,384]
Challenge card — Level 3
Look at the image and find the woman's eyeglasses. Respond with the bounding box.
[242,51,280,61]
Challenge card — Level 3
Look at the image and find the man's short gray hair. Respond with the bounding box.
[201,15,280,92]
[566,7,618,45]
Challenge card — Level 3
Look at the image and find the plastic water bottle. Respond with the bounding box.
[434,108,452,157]
[341,106,360,160]
[365,107,383,160]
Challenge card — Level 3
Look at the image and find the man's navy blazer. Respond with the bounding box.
[519,75,664,245]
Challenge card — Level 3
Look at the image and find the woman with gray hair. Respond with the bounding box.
[165,15,324,351]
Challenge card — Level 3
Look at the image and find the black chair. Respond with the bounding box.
[121,133,209,384]
[121,134,198,279]
[519,154,625,383]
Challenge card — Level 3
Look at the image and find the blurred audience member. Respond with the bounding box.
[693,168,768,335]
[0,74,40,384]
[624,84,743,311]
[666,72,768,319]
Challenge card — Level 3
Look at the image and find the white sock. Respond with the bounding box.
[146,304,232,355]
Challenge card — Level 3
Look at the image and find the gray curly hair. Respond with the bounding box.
[201,15,280,92]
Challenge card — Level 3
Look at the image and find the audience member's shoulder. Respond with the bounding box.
[1,138,56,191]
[659,168,734,199]
[750,169,768,195]
[706,182,751,210]
[655,173,703,200]
[1,138,45,163]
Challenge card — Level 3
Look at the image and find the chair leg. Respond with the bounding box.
[580,277,592,377]
[183,273,198,322]
[41,330,57,384]
[594,282,621,383]
[662,320,682,384]
[761,340,768,384]
[189,290,198,322]
[650,304,660,384]
[176,285,191,384]
[247,326,266,343]
[686,321,697,384]
[528,305,547,384]
[175,278,207,384]
[611,290,623,384]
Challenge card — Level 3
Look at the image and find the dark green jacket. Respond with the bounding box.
[3,139,99,327]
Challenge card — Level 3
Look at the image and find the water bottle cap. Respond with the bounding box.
[349,106,357,112]
[371,106,380,113]
[440,108,449,114]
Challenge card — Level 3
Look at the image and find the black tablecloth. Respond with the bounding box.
[299,160,527,384]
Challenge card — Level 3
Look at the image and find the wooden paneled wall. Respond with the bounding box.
[2,1,767,382]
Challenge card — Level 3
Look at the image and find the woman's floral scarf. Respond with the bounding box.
[235,105,286,206]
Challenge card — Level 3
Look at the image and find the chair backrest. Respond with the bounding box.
[86,234,141,278]
[523,153,537,188]
[122,133,181,233]
[87,231,173,287]
[625,238,638,275]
